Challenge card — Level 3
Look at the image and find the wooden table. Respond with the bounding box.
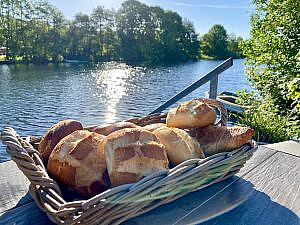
[1,143,299,225]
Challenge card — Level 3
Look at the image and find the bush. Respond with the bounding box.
[236,91,298,143]
[239,0,300,142]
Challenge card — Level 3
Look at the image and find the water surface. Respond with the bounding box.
[0,59,252,162]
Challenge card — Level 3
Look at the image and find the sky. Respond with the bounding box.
[47,0,255,39]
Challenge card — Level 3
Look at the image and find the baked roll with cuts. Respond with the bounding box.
[38,120,83,162]
[47,130,109,197]
[166,99,216,129]
[153,127,205,165]
[103,128,169,187]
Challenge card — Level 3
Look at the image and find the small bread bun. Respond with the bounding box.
[166,100,216,129]
[143,123,166,132]
[92,122,137,136]
[103,128,168,187]
[38,120,83,162]
[47,130,108,197]
[153,127,205,165]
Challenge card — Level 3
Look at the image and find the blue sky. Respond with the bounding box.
[48,0,255,39]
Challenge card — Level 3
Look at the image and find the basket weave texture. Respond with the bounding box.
[1,98,257,225]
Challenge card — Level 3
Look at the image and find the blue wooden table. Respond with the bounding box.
[0,142,299,225]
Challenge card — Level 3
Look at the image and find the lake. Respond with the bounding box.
[0,59,252,162]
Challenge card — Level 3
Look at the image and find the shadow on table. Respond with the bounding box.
[125,176,300,225]
[198,186,300,225]
[0,191,54,225]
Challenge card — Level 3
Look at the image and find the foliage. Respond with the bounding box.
[236,90,298,143]
[241,0,300,125]
[200,25,243,59]
[0,0,199,64]
[116,0,199,64]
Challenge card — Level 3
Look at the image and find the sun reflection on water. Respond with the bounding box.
[91,63,142,124]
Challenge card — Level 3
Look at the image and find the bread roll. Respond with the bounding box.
[153,127,205,165]
[166,99,216,129]
[92,122,137,136]
[143,123,166,132]
[38,120,83,162]
[190,125,254,156]
[47,130,108,197]
[103,128,168,187]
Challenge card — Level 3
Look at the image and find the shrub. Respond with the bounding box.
[236,90,298,143]
[238,0,300,142]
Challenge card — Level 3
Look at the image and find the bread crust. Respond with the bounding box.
[92,122,137,136]
[38,120,83,162]
[166,100,216,129]
[153,127,205,165]
[47,130,108,197]
[143,123,166,132]
[190,125,254,156]
[103,128,168,187]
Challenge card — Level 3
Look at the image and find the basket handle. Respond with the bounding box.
[1,127,64,199]
[197,98,228,126]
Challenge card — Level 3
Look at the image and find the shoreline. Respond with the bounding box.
[0,57,244,66]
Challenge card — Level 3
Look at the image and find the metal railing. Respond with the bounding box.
[149,57,233,114]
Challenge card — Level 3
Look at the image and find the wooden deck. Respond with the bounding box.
[0,142,299,225]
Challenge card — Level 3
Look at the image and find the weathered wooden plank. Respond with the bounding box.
[0,202,54,225]
[181,151,300,225]
[0,146,277,225]
[0,161,31,213]
[266,141,300,157]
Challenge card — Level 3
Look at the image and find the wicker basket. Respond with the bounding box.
[1,98,257,225]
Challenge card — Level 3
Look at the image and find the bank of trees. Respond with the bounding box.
[0,0,245,64]
[0,0,200,64]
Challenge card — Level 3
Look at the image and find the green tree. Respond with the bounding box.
[242,0,300,122]
[91,6,117,61]
[227,34,243,58]
[182,19,199,60]
[238,0,300,141]
[116,0,198,64]
[201,24,228,59]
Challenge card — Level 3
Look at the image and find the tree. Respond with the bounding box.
[116,0,198,64]
[201,24,228,59]
[182,19,199,60]
[241,0,300,122]
[227,34,243,58]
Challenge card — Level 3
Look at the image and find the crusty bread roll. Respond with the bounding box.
[47,130,109,197]
[153,127,205,165]
[190,125,254,156]
[143,123,166,132]
[166,99,216,129]
[103,128,168,187]
[92,122,137,136]
[38,120,83,162]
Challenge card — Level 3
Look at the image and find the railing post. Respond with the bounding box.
[209,74,218,99]
[149,58,233,114]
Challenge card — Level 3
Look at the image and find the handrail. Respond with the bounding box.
[149,57,233,114]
